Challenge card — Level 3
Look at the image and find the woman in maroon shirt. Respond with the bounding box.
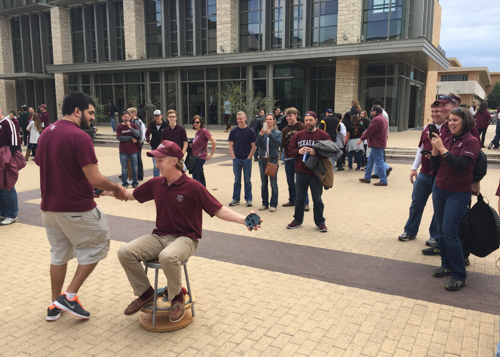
[429,107,479,291]
[474,101,491,148]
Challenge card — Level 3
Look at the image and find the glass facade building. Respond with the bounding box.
[1,0,447,131]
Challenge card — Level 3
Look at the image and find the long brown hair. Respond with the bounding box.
[32,113,43,132]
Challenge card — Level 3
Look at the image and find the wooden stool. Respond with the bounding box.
[139,259,195,332]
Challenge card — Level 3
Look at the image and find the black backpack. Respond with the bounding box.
[473,149,487,183]
[460,194,500,257]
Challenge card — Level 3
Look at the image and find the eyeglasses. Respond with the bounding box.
[193,121,201,124]
[439,95,458,104]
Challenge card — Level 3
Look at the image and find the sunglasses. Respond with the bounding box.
[193,121,201,124]
[439,95,458,104]
[450,107,465,118]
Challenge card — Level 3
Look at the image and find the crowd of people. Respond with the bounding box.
[0,89,498,329]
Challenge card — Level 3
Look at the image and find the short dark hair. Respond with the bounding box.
[62,91,96,116]
[431,102,440,108]
[371,106,383,114]
[121,110,130,117]
[334,113,342,120]
[372,98,384,107]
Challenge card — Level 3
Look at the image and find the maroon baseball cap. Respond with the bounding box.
[38,104,47,109]
[147,140,184,160]
[434,94,461,106]
[304,111,318,120]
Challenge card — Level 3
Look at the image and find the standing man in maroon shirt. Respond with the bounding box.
[160,109,188,154]
[36,91,127,322]
[38,104,50,130]
[116,111,141,188]
[106,141,260,323]
[287,111,331,232]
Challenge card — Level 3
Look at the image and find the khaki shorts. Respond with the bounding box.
[42,207,110,265]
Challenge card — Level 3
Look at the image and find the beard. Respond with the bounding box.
[306,124,315,132]
[80,116,90,129]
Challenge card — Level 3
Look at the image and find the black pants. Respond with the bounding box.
[477,128,487,147]
[336,148,346,169]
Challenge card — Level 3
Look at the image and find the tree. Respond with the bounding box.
[487,82,500,110]
[220,82,276,118]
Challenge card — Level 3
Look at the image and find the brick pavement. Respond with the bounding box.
[1,140,499,356]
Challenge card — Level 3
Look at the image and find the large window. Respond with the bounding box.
[115,1,125,60]
[185,0,194,55]
[240,0,263,52]
[11,18,22,73]
[273,64,306,115]
[290,0,303,48]
[441,74,469,82]
[311,0,338,46]
[145,0,162,58]
[310,66,335,114]
[70,7,85,63]
[271,0,283,49]
[201,0,217,54]
[363,0,404,41]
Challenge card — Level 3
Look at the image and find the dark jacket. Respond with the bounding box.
[146,121,168,149]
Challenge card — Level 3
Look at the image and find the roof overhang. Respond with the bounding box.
[0,72,54,80]
[49,0,100,6]
[0,3,52,16]
[47,38,449,74]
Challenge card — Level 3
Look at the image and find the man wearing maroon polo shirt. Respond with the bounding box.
[159,109,188,154]
[38,104,50,130]
[36,92,127,322]
[113,140,260,323]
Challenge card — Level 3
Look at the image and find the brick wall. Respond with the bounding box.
[432,0,441,47]
[217,0,238,53]
[337,0,362,45]
[123,0,146,60]
[422,71,438,126]
[335,60,359,113]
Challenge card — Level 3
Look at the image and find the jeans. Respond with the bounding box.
[232,158,252,202]
[110,115,116,132]
[492,121,500,148]
[192,158,206,187]
[364,147,387,183]
[0,187,18,218]
[404,173,438,238]
[294,172,324,226]
[348,150,363,170]
[336,148,346,169]
[258,158,278,208]
[137,145,143,179]
[284,159,309,205]
[432,184,470,281]
[152,157,160,177]
[120,152,138,185]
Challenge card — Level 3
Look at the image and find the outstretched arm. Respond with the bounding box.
[101,188,137,201]
[214,207,262,231]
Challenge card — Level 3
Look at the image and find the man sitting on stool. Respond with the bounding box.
[104,140,261,323]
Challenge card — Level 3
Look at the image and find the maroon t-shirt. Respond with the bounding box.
[40,111,50,129]
[133,173,223,240]
[475,110,490,129]
[435,132,479,193]
[418,123,452,175]
[160,124,188,151]
[116,123,139,154]
[35,120,98,212]
[288,129,332,175]
[192,128,211,160]
[496,179,500,196]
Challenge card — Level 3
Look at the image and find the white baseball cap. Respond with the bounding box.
[154,110,161,115]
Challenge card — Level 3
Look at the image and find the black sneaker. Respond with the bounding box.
[132,183,139,188]
[386,167,393,177]
[432,266,452,278]
[445,279,466,291]
[54,294,90,319]
[464,257,470,266]
[122,183,129,188]
[422,246,440,255]
[46,304,62,321]
[426,237,436,246]
[371,174,379,179]
[398,232,416,242]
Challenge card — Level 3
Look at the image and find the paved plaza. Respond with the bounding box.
[1,128,500,357]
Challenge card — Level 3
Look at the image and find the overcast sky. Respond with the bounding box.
[439,0,500,72]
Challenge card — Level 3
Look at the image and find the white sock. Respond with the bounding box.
[65,292,77,300]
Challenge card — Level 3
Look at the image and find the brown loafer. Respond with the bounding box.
[359,178,370,183]
[282,202,295,207]
[124,295,154,315]
[373,182,388,186]
[169,301,185,322]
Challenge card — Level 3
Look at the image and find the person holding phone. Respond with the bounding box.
[255,113,282,211]
[103,141,261,323]
[398,102,451,244]
[429,107,479,291]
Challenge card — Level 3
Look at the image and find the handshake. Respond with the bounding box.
[93,186,129,201]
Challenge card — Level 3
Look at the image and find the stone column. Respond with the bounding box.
[335,60,359,113]
[0,17,16,113]
[336,0,362,45]
[217,0,238,53]
[422,70,438,127]
[123,0,146,60]
[51,6,73,119]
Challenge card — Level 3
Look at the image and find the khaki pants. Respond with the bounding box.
[117,234,197,301]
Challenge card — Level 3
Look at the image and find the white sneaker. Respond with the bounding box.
[0,217,19,225]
